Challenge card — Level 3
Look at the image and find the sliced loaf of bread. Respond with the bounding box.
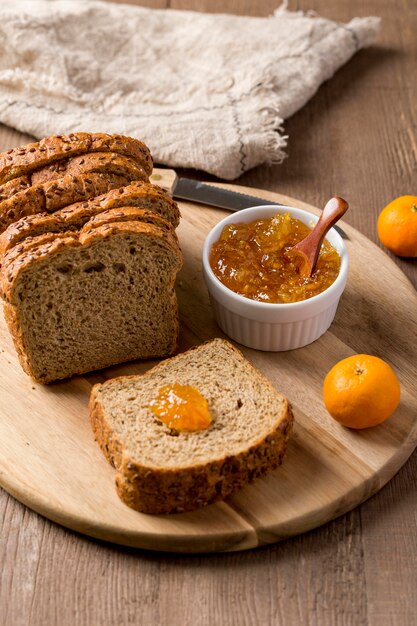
[30,152,148,186]
[1,207,177,270]
[81,207,176,236]
[0,181,180,254]
[0,175,31,202]
[2,220,182,383]
[65,180,180,227]
[89,339,293,515]
[0,171,145,234]
[0,133,153,185]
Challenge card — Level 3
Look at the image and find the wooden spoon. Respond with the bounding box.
[287,196,349,277]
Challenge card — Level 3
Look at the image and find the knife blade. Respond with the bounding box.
[172,177,281,211]
[150,171,348,239]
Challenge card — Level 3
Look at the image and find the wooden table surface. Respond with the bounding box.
[1,1,416,625]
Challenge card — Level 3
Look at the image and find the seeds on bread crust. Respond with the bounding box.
[81,207,177,239]
[0,171,139,234]
[1,232,76,274]
[65,181,180,227]
[2,221,181,298]
[31,152,149,186]
[0,133,153,185]
[0,175,31,201]
[0,134,184,388]
[0,182,181,254]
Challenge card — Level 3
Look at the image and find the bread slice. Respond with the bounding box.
[65,181,180,227]
[89,339,293,515]
[0,171,144,234]
[0,181,180,253]
[2,221,182,383]
[0,175,31,201]
[81,207,176,236]
[2,232,75,270]
[1,208,177,271]
[0,133,153,185]
[31,152,148,185]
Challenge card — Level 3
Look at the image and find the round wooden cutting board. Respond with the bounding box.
[1,182,416,553]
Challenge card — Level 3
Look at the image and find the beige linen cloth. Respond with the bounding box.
[0,0,379,179]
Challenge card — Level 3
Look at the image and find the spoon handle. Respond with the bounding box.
[294,197,349,276]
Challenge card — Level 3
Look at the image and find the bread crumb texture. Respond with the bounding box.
[0,133,183,383]
[90,339,293,514]
[3,223,182,382]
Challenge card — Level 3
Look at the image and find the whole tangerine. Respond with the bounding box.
[377,195,417,257]
[323,355,400,429]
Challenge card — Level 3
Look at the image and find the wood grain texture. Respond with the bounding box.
[0,1,416,625]
[1,183,415,554]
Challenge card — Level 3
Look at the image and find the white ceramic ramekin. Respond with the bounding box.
[202,205,349,351]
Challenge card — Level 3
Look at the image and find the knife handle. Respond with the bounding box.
[150,168,178,194]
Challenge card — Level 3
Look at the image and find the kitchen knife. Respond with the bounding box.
[150,169,280,211]
[170,177,281,211]
[150,169,348,237]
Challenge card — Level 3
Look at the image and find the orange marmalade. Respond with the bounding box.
[148,384,213,432]
[209,213,340,304]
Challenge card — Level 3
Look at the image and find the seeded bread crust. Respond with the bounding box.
[1,234,79,301]
[1,232,75,272]
[89,339,294,515]
[1,221,181,302]
[0,181,180,255]
[0,182,180,253]
[0,133,153,185]
[1,208,177,272]
[0,175,31,201]
[31,152,148,186]
[0,213,84,256]
[2,221,182,382]
[81,207,176,237]
[64,181,180,227]
[0,171,138,234]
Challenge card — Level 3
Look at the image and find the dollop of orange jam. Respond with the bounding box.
[210,213,341,303]
[148,384,213,432]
